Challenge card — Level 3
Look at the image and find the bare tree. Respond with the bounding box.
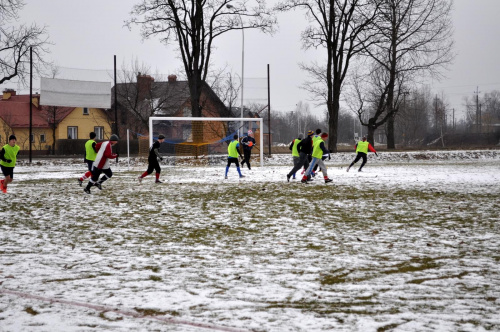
[127,0,276,135]
[275,0,381,152]
[394,87,432,147]
[208,68,240,118]
[362,0,454,149]
[113,59,173,138]
[0,0,51,85]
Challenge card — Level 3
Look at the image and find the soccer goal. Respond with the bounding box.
[148,117,264,167]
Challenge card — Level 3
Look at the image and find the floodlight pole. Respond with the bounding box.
[227,4,244,138]
[29,47,32,164]
[114,55,119,162]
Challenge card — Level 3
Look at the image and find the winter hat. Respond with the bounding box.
[320,133,329,138]
[307,130,314,136]
[8,135,16,141]
[158,134,165,139]
[109,134,119,141]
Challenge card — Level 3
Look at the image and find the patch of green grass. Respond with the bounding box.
[24,307,39,315]
[148,275,162,281]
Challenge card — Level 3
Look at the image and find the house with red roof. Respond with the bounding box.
[0,89,112,154]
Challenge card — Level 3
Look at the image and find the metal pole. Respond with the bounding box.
[29,47,32,164]
[127,129,130,170]
[240,16,244,138]
[267,64,271,156]
[114,55,119,162]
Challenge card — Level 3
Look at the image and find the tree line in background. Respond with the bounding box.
[2,0,499,152]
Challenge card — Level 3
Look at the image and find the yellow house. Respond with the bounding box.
[0,90,112,153]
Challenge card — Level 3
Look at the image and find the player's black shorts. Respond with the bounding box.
[1,165,14,178]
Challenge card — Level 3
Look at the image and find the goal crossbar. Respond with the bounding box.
[149,117,264,167]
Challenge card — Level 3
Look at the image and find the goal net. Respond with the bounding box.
[148,117,264,167]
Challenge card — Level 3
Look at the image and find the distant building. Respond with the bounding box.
[0,89,112,154]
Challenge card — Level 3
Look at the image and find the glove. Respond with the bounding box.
[5,159,12,163]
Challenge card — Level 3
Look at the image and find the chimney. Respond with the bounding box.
[2,89,16,100]
[168,74,177,83]
[137,73,154,99]
[32,94,40,108]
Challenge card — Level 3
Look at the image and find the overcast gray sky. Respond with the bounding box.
[2,0,500,121]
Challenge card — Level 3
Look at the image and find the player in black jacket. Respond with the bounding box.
[241,130,256,170]
[138,134,165,183]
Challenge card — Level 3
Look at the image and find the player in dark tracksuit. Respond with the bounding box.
[138,134,165,183]
[241,130,256,170]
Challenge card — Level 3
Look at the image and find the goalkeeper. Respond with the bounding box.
[138,134,165,183]
[241,130,256,170]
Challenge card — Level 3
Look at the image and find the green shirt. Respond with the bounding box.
[85,139,97,161]
[0,144,20,167]
[228,140,240,158]
[292,139,301,157]
[312,139,324,159]
[356,141,369,154]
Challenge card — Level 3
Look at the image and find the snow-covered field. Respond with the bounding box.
[1,150,500,332]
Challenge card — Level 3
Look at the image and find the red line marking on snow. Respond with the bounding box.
[0,289,248,332]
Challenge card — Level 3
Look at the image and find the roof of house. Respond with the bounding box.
[113,76,230,117]
[0,94,74,128]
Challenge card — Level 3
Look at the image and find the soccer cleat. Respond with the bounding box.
[77,178,83,186]
[137,176,143,183]
[325,178,333,184]
[346,166,351,172]
[84,188,91,194]
[358,169,362,172]
[239,175,245,178]
[301,179,308,184]
[224,176,228,179]
[286,174,291,182]
[0,180,6,193]
[95,182,102,190]
[155,180,162,183]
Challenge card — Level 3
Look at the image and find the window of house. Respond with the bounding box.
[68,126,78,139]
[40,134,46,143]
[94,126,104,140]
[83,107,89,115]
[30,134,35,143]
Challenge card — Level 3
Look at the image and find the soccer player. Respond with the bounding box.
[83,134,119,194]
[138,134,165,183]
[288,133,303,180]
[347,136,378,172]
[286,130,313,182]
[77,132,97,186]
[225,134,244,179]
[241,130,256,170]
[301,133,332,184]
[0,135,20,193]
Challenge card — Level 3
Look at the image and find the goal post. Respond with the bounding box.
[148,117,264,167]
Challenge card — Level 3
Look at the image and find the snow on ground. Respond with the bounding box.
[1,150,500,332]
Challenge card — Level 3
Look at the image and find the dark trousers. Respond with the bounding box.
[288,152,310,177]
[146,158,161,174]
[89,167,113,185]
[350,152,367,170]
[242,149,252,169]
